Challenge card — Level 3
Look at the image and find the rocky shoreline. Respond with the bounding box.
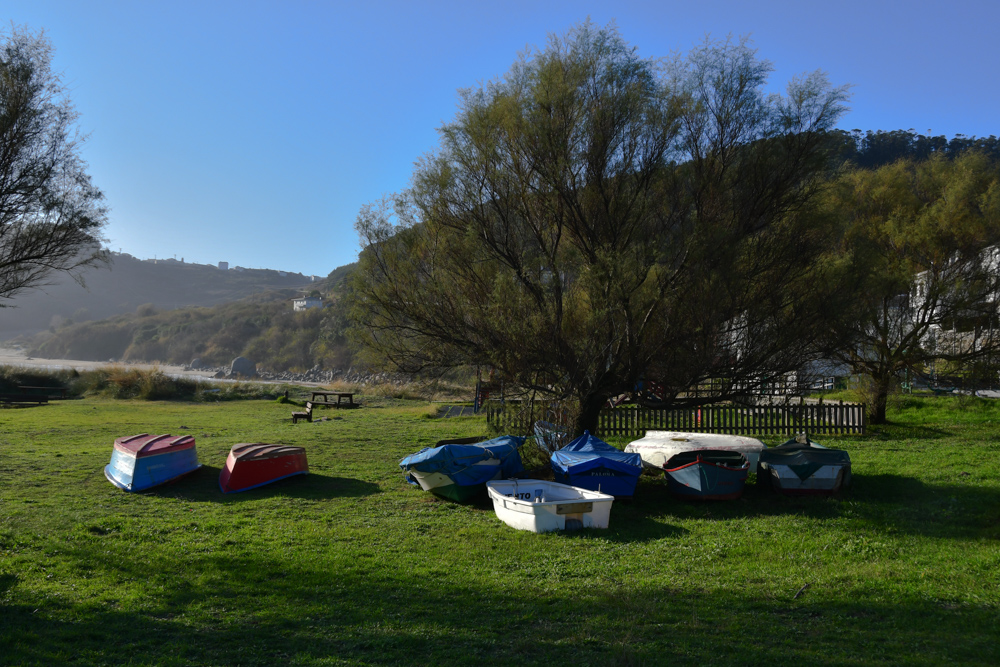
[188,362,407,387]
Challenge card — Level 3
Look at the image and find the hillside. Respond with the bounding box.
[0,253,326,337]
[21,288,352,372]
[10,258,359,372]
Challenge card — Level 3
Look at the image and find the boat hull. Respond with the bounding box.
[487,480,614,532]
[663,450,749,500]
[219,444,309,494]
[104,446,201,492]
[757,437,851,496]
[406,467,499,503]
[762,464,849,495]
[625,431,766,470]
[552,467,639,498]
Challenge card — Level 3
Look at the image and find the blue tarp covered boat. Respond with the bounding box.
[400,435,525,502]
[550,431,643,498]
[663,449,749,500]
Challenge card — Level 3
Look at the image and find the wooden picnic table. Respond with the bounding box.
[310,391,356,407]
[18,385,67,399]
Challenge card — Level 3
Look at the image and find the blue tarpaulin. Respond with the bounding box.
[551,431,642,497]
[400,435,525,487]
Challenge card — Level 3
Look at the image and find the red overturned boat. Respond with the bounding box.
[219,443,309,493]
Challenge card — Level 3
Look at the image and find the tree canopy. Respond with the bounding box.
[829,129,1000,170]
[823,151,1000,422]
[0,26,107,304]
[350,23,849,432]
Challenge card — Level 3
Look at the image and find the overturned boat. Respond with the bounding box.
[625,431,767,470]
[487,479,615,533]
[663,450,749,500]
[104,433,201,492]
[400,435,525,502]
[550,431,643,498]
[219,444,309,494]
[757,435,851,495]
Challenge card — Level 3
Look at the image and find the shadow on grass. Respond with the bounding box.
[631,473,1000,540]
[147,466,380,502]
[864,422,955,441]
[446,482,689,543]
[3,562,997,666]
[0,573,16,595]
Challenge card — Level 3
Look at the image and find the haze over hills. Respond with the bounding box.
[0,253,328,338]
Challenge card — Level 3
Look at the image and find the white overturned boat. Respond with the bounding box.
[624,431,767,470]
[486,480,614,533]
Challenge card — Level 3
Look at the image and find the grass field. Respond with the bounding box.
[1,393,998,666]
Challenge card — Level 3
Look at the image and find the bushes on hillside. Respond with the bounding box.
[24,291,355,372]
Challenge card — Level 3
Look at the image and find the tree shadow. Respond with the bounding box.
[3,562,997,666]
[147,466,380,502]
[438,483,688,543]
[633,472,1000,540]
[0,573,16,595]
[863,422,953,440]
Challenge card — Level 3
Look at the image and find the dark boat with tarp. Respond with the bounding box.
[757,435,851,495]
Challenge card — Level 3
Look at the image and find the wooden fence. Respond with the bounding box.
[485,399,865,439]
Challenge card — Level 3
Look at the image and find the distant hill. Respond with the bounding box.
[15,261,359,372]
[0,253,328,337]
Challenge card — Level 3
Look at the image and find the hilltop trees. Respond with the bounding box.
[351,23,848,432]
[824,152,1000,423]
[0,26,107,304]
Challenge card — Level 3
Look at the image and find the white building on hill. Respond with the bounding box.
[293,296,323,311]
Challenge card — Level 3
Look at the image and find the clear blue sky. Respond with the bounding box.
[6,0,998,277]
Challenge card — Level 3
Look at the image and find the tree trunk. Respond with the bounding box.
[868,375,891,425]
[575,393,607,435]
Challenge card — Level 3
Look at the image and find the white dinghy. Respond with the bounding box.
[625,431,767,470]
[486,480,615,533]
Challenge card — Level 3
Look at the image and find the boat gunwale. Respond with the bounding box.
[103,462,203,492]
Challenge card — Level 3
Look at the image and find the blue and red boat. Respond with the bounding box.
[104,433,201,492]
[663,449,749,500]
[550,431,643,498]
[219,443,309,493]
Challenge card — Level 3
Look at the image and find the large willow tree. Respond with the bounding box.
[351,23,848,432]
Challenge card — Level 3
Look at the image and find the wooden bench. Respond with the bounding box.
[291,401,313,424]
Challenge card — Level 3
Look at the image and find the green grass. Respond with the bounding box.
[1,395,998,665]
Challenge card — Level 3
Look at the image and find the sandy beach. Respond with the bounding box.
[0,346,220,380]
